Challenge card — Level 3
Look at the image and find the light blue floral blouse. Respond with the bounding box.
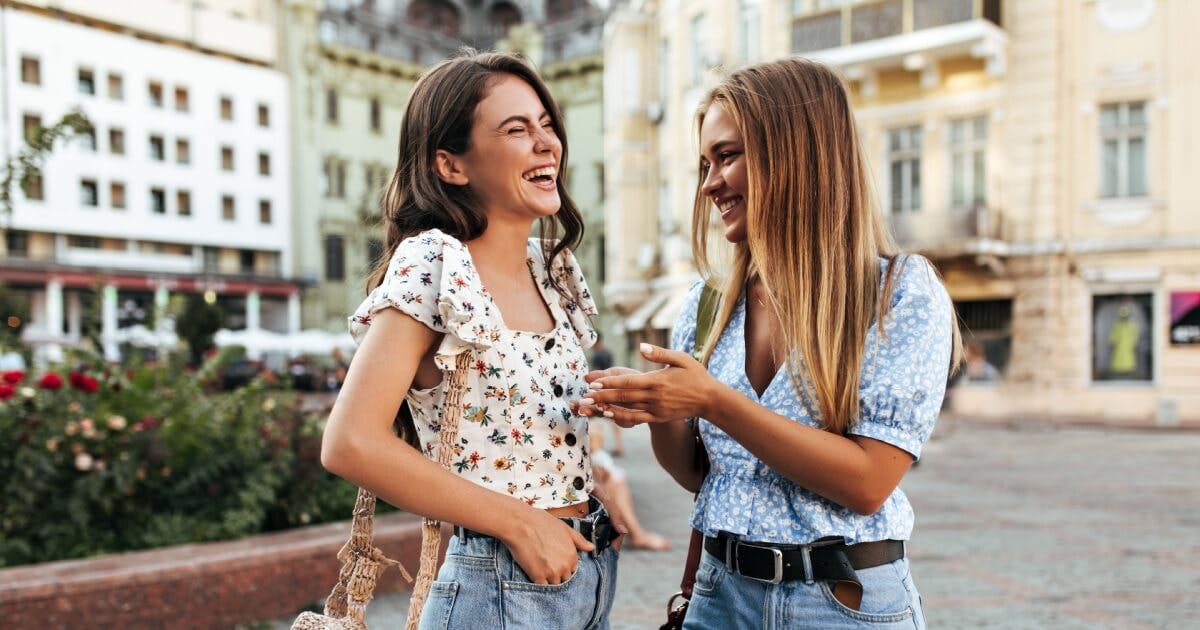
[671,256,953,545]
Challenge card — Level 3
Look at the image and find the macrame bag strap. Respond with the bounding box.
[317,351,472,630]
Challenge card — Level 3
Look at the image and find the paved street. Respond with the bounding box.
[273,419,1200,629]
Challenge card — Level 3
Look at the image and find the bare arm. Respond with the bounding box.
[586,345,911,515]
[321,308,593,583]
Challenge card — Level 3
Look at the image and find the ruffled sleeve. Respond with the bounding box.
[540,242,599,350]
[348,229,501,370]
[850,256,954,459]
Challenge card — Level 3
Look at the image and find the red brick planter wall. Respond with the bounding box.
[0,513,448,630]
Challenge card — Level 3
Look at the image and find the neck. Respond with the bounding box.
[467,219,535,275]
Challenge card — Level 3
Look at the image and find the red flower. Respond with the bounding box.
[0,383,14,399]
[133,416,161,432]
[39,372,63,390]
[2,370,24,384]
[68,372,100,393]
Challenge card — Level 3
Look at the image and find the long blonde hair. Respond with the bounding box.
[692,58,960,434]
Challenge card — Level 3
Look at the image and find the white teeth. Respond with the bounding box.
[523,166,556,181]
[717,197,742,212]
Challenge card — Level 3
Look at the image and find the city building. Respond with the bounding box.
[602,0,1198,424]
[0,0,297,361]
[283,0,617,354]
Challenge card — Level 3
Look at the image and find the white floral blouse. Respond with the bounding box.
[349,229,599,508]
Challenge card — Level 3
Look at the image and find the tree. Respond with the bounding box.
[175,294,223,365]
[1,110,92,222]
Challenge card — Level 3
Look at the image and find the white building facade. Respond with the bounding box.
[0,1,298,360]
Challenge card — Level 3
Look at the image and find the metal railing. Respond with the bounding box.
[889,204,1003,252]
[793,0,1002,54]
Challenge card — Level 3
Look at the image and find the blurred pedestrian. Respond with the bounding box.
[320,51,626,629]
[580,58,961,628]
[590,424,670,551]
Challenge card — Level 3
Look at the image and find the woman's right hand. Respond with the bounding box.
[500,508,596,584]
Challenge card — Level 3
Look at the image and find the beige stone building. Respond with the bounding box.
[603,0,1199,425]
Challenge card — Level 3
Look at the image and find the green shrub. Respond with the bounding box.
[0,350,366,568]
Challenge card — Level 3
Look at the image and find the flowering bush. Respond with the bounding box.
[0,350,364,568]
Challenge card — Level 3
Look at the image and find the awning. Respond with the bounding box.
[650,286,693,331]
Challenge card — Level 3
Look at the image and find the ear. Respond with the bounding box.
[434,149,469,186]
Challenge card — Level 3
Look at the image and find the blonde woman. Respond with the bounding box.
[579,58,959,628]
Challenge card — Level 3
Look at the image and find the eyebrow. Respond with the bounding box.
[496,111,551,129]
[702,139,740,157]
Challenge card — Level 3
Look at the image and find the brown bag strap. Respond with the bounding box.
[679,284,720,599]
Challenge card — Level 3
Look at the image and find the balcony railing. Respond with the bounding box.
[794,0,1002,54]
[889,204,1004,255]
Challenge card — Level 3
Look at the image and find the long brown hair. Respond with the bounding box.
[365,49,584,295]
[692,58,961,434]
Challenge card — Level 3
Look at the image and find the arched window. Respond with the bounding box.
[406,0,462,38]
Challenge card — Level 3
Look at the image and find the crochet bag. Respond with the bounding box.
[292,352,472,630]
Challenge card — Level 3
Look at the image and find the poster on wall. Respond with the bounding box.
[1169,291,1200,345]
[1092,293,1153,382]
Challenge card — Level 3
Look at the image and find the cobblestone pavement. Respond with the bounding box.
[272,419,1200,629]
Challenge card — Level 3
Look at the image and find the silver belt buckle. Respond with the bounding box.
[736,542,784,585]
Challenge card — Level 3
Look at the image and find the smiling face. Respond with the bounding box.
[699,102,749,244]
[453,74,563,224]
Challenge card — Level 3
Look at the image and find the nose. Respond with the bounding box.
[533,124,559,154]
[700,163,722,197]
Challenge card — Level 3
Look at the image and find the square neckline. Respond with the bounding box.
[465,240,560,337]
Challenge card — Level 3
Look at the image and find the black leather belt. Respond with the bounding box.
[704,533,905,585]
[454,501,618,553]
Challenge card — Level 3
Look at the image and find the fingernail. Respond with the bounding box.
[579,398,595,405]
[589,381,603,390]
[639,343,652,354]
[602,410,613,418]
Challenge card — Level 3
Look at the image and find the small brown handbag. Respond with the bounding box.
[292,352,472,630]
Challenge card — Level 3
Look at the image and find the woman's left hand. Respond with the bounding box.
[581,343,720,427]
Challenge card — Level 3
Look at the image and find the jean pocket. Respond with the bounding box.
[417,581,458,630]
[818,561,914,624]
[692,552,726,595]
[501,563,581,593]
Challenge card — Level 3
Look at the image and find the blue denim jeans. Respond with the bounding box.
[682,549,926,629]
[418,533,620,630]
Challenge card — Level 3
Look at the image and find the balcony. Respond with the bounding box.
[889,204,1007,257]
[793,0,1006,83]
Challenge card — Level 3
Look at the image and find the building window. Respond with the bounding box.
[369,97,382,132]
[148,81,163,107]
[77,67,95,95]
[110,182,126,209]
[888,125,922,213]
[150,187,166,214]
[108,72,123,99]
[219,96,234,121]
[20,56,40,85]
[22,171,44,201]
[149,134,165,161]
[1100,102,1147,198]
[176,138,190,164]
[5,230,29,257]
[222,195,236,221]
[1092,293,1153,382]
[80,179,99,206]
[325,235,345,281]
[239,250,256,274]
[174,86,189,112]
[257,103,270,127]
[109,128,125,155]
[736,0,761,64]
[949,116,988,209]
[258,152,271,176]
[69,235,100,249]
[322,157,346,198]
[22,114,41,145]
[79,127,97,152]
[221,146,235,171]
[689,14,707,86]
[326,88,339,124]
[202,246,219,271]
[259,199,272,224]
[177,190,191,216]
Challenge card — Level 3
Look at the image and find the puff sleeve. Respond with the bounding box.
[849,256,954,459]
